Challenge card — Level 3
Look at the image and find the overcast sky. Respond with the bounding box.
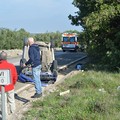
[0,0,83,33]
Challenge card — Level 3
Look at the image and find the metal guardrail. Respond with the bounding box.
[58,55,87,71]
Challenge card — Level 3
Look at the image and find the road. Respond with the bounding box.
[7,51,87,93]
[55,51,87,67]
[8,51,87,67]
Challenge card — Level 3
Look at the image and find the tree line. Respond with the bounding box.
[0,28,81,50]
[69,0,120,71]
[0,28,63,50]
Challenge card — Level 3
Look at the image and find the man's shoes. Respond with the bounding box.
[31,93,42,98]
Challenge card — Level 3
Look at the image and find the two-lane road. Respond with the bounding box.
[7,51,87,93]
[8,51,87,69]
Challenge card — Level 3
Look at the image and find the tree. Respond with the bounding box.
[69,0,120,71]
[0,28,30,49]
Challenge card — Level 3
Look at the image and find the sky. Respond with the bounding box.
[0,0,83,33]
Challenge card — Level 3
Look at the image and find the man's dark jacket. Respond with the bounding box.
[25,44,41,67]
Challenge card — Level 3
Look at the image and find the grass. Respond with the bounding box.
[22,70,120,120]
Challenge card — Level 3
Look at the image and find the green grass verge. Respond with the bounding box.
[22,70,120,120]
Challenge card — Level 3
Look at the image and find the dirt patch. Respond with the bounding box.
[0,49,22,58]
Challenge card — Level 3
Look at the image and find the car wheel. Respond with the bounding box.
[53,69,58,77]
[51,60,58,72]
[20,58,26,68]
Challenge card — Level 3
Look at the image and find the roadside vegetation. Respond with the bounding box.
[0,28,62,49]
[0,28,79,49]
[69,0,120,71]
[23,67,120,120]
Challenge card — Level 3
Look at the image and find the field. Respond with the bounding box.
[22,70,120,120]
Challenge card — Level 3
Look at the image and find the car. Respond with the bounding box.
[19,38,58,83]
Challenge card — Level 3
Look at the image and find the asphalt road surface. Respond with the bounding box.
[8,51,87,73]
[7,51,87,92]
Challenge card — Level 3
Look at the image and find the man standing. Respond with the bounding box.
[24,37,42,98]
[0,51,18,115]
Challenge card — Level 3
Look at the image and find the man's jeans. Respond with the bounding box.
[32,65,42,94]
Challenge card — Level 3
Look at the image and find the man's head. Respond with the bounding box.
[27,37,35,46]
[0,51,7,60]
